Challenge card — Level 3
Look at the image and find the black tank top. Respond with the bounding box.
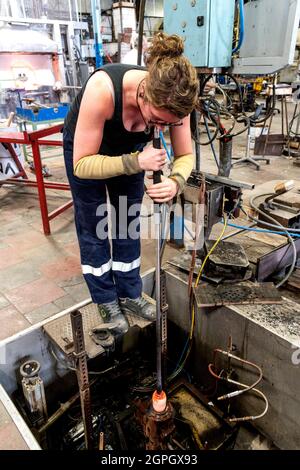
[64,63,153,155]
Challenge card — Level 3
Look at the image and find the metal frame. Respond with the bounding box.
[231,126,270,170]
[256,238,300,282]
[0,124,72,235]
[164,0,235,68]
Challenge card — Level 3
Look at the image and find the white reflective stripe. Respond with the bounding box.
[82,260,112,277]
[112,257,141,272]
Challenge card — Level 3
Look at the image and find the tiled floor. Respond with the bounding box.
[0,401,29,450]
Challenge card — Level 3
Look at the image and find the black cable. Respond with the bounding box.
[203,116,220,169]
[249,75,277,125]
[200,73,245,114]
[193,98,220,145]
[195,87,248,143]
[225,114,250,138]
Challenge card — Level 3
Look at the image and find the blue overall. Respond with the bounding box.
[63,64,153,304]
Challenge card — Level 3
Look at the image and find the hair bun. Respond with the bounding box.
[146,33,184,65]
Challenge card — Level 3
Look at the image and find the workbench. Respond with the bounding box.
[15,104,69,162]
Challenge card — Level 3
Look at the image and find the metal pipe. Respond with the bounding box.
[208,363,268,422]
[153,127,163,393]
[74,0,80,22]
[137,0,146,66]
[37,378,98,434]
[67,0,73,21]
[20,0,26,18]
[70,310,94,449]
[99,431,104,450]
[91,0,103,68]
[191,110,201,170]
[218,136,232,177]
[209,348,263,400]
[31,140,50,235]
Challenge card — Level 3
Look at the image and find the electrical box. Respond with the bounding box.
[232,0,300,75]
[164,0,235,68]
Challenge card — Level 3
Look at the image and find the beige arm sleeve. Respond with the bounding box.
[73,151,141,179]
[169,153,194,193]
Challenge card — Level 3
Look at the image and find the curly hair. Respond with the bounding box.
[144,33,199,119]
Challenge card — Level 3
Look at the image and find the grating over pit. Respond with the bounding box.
[43,294,154,359]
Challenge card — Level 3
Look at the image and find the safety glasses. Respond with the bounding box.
[148,119,183,127]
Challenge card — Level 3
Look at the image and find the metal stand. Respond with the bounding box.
[261,95,289,160]
[70,310,94,450]
[231,127,270,170]
[285,102,300,158]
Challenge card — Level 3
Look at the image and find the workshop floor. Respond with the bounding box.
[0,101,300,449]
[0,101,299,341]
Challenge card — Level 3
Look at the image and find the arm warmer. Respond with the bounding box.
[169,153,194,193]
[73,151,141,179]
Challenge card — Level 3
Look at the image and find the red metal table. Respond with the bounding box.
[0,123,73,235]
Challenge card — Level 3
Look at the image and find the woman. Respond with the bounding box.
[63,33,199,335]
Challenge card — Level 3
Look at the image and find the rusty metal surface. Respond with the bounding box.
[231,299,300,344]
[193,281,282,307]
[254,134,285,156]
[43,296,153,359]
[187,170,254,190]
[167,252,202,276]
[70,310,93,450]
[160,271,168,389]
[205,240,249,268]
[135,398,175,451]
[258,206,300,228]
[256,238,300,281]
[277,191,300,208]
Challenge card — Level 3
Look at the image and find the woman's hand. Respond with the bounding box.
[146,175,178,203]
[138,145,167,171]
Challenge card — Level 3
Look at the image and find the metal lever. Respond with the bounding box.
[152,127,168,402]
[153,128,162,183]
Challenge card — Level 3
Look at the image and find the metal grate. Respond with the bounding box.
[43,294,154,359]
[194,282,282,308]
[205,240,249,268]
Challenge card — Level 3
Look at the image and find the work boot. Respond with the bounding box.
[97,300,129,335]
[119,296,156,321]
